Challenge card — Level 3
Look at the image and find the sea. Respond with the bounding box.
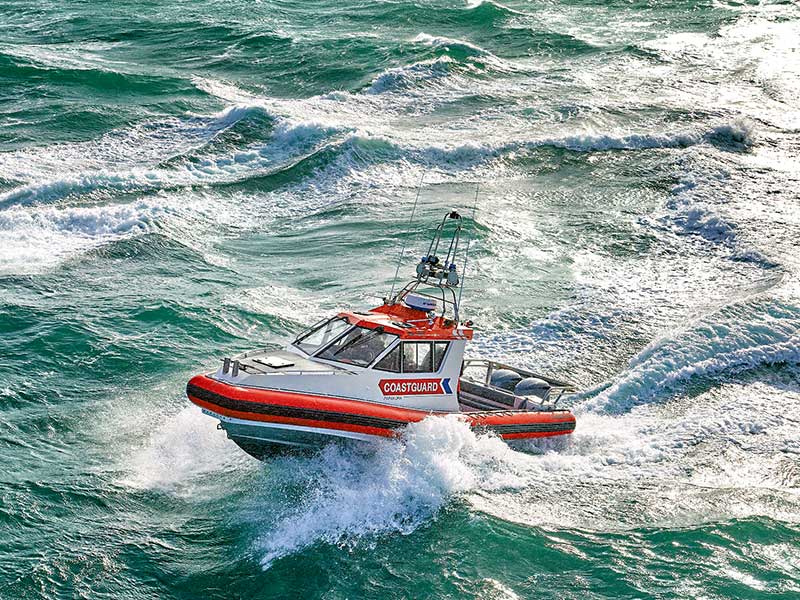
[1,1,799,598]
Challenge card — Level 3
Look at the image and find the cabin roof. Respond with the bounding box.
[338,303,473,341]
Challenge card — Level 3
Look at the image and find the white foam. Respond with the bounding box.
[0,103,272,186]
[366,56,457,95]
[121,406,249,495]
[411,33,488,56]
[581,302,800,415]
[546,130,699,151]
[249,372,800,568]
[254,416,525,568]
[0,201,162,274]
[668,206,737,242]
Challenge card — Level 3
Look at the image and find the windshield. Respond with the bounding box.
[293,317,352,355]
[317,326,398,367]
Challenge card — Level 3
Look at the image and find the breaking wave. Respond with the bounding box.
[704,121,756,151]
[462,0,528,18]
[0,112,757,208]
[0,103,275,186]
[365,56,459,94]
[580,300,800,414]
[408,32,515,73]
[0,114,344,206]
[411,32,489,56]
[666,206,737,243]
[0,201,162,274]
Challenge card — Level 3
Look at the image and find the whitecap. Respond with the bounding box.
[0,201,163,274]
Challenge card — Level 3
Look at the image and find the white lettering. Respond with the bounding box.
[380,380,441,395]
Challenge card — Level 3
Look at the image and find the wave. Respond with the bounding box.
[0,201,162,274]
[462,0,529,18]
[1,115,756,208]
[0,113,341,206]
[0,44,193,97]
[364,41,516,95]
[550,123,753,153]
[580,300,800,414]
[402,123,754,162]
[0,42,130,74]
[703,121,756,151]
[0,103,274,186]
[365,56,458,95]
[353,122,756,164]
[411,33,489,57]
[411,32,516,74]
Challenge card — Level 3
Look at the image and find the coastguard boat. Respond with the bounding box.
[187,210,576,458]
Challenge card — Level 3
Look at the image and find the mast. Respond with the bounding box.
[387,209,469,323]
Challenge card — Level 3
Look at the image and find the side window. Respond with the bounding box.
[402,342,433,373]
[374,345,401,372]
[433,342,449,371]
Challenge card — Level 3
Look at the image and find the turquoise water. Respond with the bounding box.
[2,0,799,597]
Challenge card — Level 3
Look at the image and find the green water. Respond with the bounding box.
[1,1,799,598]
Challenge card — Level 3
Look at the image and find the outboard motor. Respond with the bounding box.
[514,377,551,402]
[490,369,523,391]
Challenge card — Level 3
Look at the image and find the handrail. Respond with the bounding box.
[387,209,466,323]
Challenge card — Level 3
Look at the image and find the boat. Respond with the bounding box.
[187,210,577,458]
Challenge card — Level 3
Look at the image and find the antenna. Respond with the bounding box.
[457,183,479,314]
[388,172,424,301]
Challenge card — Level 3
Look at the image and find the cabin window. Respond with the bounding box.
[373,341,451,373]
[374,344,401,372]
[402,342,433,373]
[433,342,449,371]
[293,317,351,355]
[317,326,399,367]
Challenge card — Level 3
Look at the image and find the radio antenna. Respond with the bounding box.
[388,172,424,302]
[457,183,479,314]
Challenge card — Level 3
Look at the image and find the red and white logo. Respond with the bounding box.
[379,378,450,395]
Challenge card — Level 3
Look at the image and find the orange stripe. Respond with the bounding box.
[190,396,398,438]
[467,412,576,427]
[189,375,439,422]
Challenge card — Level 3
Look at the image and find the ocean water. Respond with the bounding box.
[1,0,799,597]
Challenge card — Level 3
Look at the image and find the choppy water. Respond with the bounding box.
[2,0,799,598]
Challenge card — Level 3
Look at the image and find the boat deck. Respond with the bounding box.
[457,379,565,412]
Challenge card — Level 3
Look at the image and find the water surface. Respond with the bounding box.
[1,1,799,598]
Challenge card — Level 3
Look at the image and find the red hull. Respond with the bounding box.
[187,375,576,441]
